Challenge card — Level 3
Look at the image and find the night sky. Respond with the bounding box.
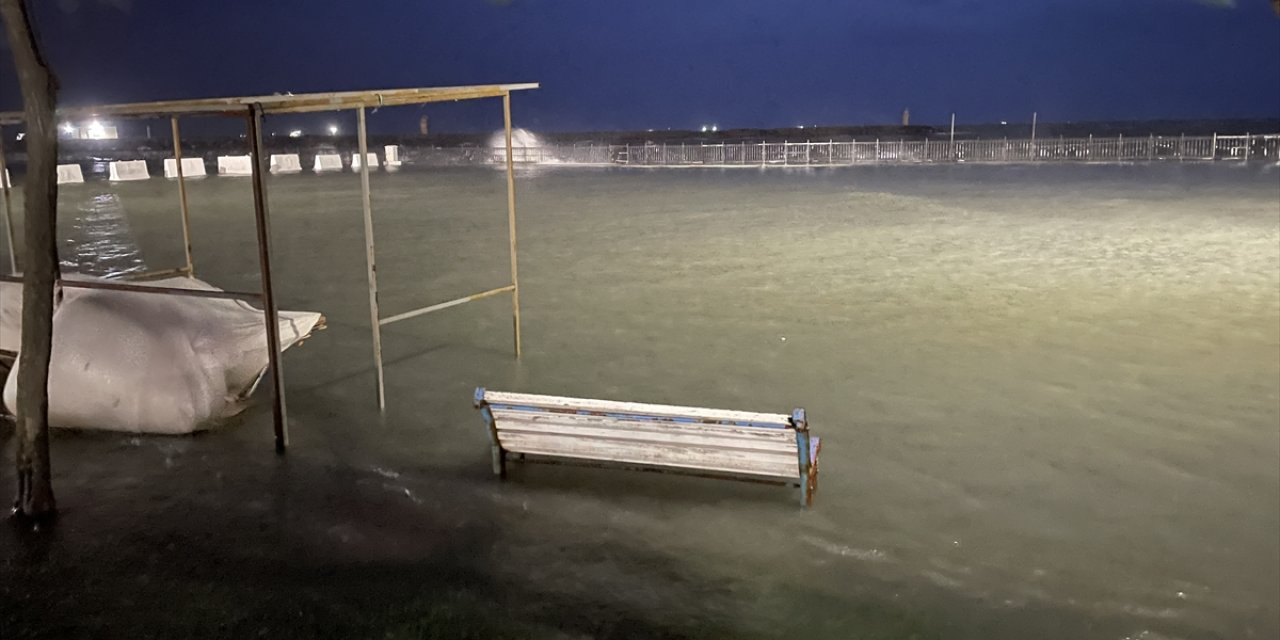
[1,0,1277,134]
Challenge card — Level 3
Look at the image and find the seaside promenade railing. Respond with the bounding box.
[478,133,1279,166]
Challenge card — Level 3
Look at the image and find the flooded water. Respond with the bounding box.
[1,163,1278,639]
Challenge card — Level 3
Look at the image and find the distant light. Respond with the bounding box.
[701,125,708,133]
[646,128,654,132]
[328,124,339,136]
[711,125,718,132]
[60,123,74,134]
[86,120,107,139]
[15,133,24,141]
[799,125,805,129]
[288,130,303,138]
[1000,121,1008,125]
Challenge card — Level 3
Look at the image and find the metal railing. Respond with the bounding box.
[467,133,1279,167]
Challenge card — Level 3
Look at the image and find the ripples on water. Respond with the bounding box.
[1,163,1276,639]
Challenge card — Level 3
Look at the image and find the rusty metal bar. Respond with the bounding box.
[0,130,16,274]
[357,106,387,411]
[121,266,193,282]
[0,83,541,124]
[0,274,259,301]
[503,92,523,358]
[171,117,195,275]
[379,285,515,327]
[247,104,288,453]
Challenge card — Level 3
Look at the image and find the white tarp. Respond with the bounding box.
[1,275,323,434]
[163,157,207,179]
[351,152,378,171]
[108,160,150,181]
[312,154,343,172]
[217,155,253,176]
[56,164,85,184]
[384,145,402,169]
[270,154,302,173]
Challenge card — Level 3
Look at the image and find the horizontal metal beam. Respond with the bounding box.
[119,266,192,281]
[379,285,515,327]
[0,274,261,302]
[0,83,540,124]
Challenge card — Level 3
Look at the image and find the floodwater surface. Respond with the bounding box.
[1,162,1278,639]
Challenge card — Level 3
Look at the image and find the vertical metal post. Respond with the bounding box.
[1243,132,1251,162]
[923,136,929,162]
[356,107,387,410]
[170,117,195,275]
[792,408,812,508]
[503,93,522,358]
[247,104,288,452]
[1210,132,1218,160]
[0,130,16,274]
[1179,133,1185,161]
[948,113,956,160]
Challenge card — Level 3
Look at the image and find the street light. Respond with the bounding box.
[328,124,339,136]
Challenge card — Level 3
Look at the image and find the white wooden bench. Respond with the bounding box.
[473,388,821,506]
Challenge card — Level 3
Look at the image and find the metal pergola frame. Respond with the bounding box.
[0,82,538,451]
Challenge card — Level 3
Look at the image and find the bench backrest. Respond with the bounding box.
[476,389,807,480]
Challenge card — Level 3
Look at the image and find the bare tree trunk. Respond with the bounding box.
[1,0,59,522]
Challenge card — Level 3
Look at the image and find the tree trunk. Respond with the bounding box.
[1,0,59,522]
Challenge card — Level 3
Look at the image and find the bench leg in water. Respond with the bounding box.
[491,445,507,479]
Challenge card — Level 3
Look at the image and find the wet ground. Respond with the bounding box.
[1,162,1278,639]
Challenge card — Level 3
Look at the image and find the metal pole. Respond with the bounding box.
[0,130,16,274]
[1030,112,1038,161]
[246,104,288,453]
[170,117,194,275]
[949,113,956,160]
[503,93,522,358]
[356,107,387,410]
[1211,132,1218,160]
[1244,132,1250,162]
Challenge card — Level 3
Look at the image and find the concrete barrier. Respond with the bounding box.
[385,145,402,169]
[312,153,343,172]
[163,158,207,178]
[57,164,85,184]
[269,153,302,173]
[351,152,378,171]
[217,155,254,176]
[108,160,150,181]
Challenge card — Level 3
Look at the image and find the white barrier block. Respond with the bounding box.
[269,153,302,173]
[217,155,254,176]
[57,164,84,184]
[163,158,207,178]
[351,152,378,171]
[108,160,150,181]
[312,153,343,172]
[384,145,402,168]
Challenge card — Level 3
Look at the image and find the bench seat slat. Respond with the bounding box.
[489,410,797,451]
[484,391,791,427]
[498,432,800,479]
[496,422,797,456]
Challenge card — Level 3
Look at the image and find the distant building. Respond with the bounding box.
[419,115,429,136]
[901,108,910,127]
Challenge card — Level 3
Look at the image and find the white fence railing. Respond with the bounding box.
[471,133,1279,167]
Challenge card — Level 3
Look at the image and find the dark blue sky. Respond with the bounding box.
[1,0,1278,134]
